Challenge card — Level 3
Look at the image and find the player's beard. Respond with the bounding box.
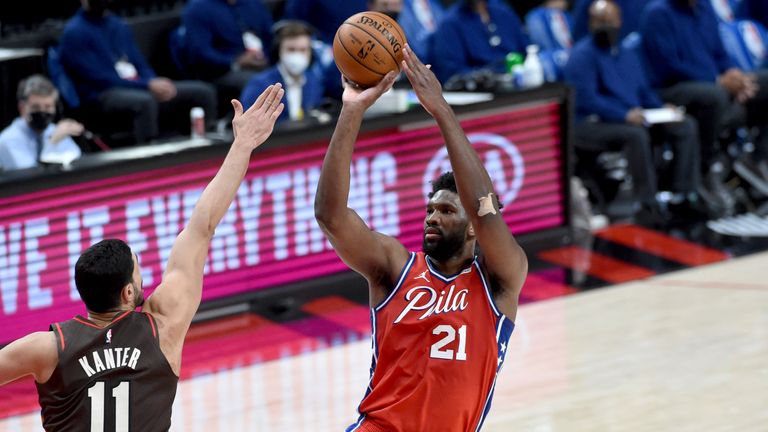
[132,282,145,308]
[422,226,467,262]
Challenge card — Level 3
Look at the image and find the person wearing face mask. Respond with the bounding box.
[240,21,324,123]
[0,75,83,172]
[564,0,714,224]
[572,0,650,41]
[58,0,217,145]
[431,0,529,83]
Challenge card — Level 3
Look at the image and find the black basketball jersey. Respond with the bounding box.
[36,311,178,432]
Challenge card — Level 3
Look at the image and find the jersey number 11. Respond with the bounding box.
[88,381,130,432]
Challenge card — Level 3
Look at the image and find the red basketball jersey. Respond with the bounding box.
[348,252,515,432]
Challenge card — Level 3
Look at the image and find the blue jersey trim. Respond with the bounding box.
[475,314,515,431]
[474,260,502,317]
[425,254,476,283]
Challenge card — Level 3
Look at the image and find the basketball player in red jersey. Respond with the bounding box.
[316,45,527,432]
[0,84,285,431]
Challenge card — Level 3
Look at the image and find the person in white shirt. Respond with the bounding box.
[0,75,83,171]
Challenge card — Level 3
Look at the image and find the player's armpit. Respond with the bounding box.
[317,207,409,304]
[0,332,58,386]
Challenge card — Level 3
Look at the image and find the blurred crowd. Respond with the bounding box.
[1,0,767,225]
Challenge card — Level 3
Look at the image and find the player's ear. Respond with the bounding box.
[121,282,134,306]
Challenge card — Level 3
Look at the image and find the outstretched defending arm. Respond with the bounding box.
[401,45,527,320]
[143,85,285,374]
[315,74,410,305]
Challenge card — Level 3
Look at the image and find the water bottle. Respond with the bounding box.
[522,45,544,88]
[190,107,205,139]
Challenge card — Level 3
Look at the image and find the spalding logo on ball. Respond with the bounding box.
[333,11,408,88]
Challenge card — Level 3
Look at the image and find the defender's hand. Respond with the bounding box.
[230,83,284,149]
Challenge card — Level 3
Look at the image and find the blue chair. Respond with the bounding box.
[525,7,574,51]
[711,0,737,22]
[539,48,569,82]
[720,19,768,71]
[737,19,768,70]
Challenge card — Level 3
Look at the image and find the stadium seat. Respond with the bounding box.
[720,19,768,71]
[736,19,768,70]
[711,0,738,22]
[525,7,574,51]
[539,48,569,82]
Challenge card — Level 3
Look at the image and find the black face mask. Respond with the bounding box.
[28,111,54,132]
[383,10,400,22]
[593,26,621,49]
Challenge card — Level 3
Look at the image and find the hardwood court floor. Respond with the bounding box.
[1,251,766,432]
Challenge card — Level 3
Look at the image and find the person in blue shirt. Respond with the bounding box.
[572,0,649,41]
[641,0,768,191]
[241,21,325,123]
[284,0,367,44]
[431,0,529,83]
[59,0,217,145]
[737,0,768,28]
[172,0,273,112]
[0,75,83,171]
[565,0,708,221]
[399,0,448,63]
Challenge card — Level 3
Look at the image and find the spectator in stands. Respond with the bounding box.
[399,0,448,63]
[173,0,273,111]
[565,0,707,221]
[737,0,768,28]
[641,0,768,198]
[59,0,217,145]
[241,21,324,123]
[572,0,649,41]
[284,0,367,44]
[431,0,529,83]
[0,75,83,171]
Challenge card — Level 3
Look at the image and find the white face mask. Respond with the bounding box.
[281,52,310,77]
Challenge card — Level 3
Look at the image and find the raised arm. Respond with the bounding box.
[314,73,409,305]
[143,84,284,374]
[401,45,527,319]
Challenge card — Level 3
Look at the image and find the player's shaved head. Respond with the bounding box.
[589,0,622,29]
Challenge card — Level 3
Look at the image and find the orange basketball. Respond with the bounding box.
[333,11,407,88]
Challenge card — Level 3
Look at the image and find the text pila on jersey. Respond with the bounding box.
[78,347,141,377]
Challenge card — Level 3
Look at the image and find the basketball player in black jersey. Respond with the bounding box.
[0,84,285,431]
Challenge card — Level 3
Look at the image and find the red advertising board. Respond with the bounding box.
[0,100,565,344]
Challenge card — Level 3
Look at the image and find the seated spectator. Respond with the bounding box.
[431,0,529,83]
[641,0,768,203]
[399,0,448,63]
[565,0,708,221]
[737,0,768,28]
[241,21,324,123]
[284,0,367,44]
[572,0,650,41]
[172,0,273,111]
[0,75,83,171]
[59,0,217,145]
